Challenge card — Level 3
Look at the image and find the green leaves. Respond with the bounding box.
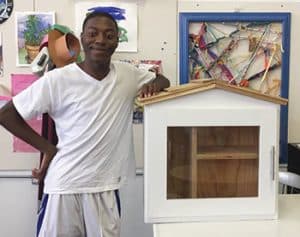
[23,15,51,46]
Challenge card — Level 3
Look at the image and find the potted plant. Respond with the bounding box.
[23,15,51,63]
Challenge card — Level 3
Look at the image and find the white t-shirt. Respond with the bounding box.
[13,61,155,194]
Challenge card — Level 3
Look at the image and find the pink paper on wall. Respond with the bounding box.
[11,73,39,95]
[11,74,41,153]
[0,95,11,101]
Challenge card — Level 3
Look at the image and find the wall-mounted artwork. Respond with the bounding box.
[0,32,3,77]
[179,12,290,163]
[15,12,55,67]
[75,1,137,52]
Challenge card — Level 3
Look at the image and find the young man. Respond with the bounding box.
[0,12,170,237]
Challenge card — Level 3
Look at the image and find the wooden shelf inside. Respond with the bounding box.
[194,145,258,160]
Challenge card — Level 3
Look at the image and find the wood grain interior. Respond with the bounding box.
[167,126,259,199]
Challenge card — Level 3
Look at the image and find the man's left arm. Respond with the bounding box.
[139,74,170,98]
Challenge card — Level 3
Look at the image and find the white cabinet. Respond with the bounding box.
[141,81,287,223]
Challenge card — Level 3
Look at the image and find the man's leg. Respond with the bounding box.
[82,190,121,237]
[37,194,85,237]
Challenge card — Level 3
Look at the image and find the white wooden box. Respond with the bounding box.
[141,81,287,223]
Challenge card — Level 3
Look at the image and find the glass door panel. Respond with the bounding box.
[167,126,259,199]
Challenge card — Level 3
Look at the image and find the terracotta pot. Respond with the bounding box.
[25,44,40,63]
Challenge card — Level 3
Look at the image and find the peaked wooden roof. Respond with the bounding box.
[138,79,288,106]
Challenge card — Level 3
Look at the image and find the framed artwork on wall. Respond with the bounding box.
[179,12,291,163]
[15,12,55,67]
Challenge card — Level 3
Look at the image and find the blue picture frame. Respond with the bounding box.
[179,12,291,163]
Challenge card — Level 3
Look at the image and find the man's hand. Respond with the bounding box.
[32,145,57,183]
[139,81,160,98]
[139,74,170,98]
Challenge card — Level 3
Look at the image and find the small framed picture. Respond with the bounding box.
[15,11,55,67]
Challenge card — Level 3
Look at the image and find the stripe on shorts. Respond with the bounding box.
[36,194,49,237]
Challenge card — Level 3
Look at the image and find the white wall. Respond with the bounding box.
[120,172,153,237]
[0,171,38,237]
[0,1,299,236]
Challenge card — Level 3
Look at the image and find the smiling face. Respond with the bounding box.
[80,15,119,65]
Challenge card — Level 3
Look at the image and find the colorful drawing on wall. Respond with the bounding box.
[188,21,283,96]
[180,13,291,100]
[0,0,13,24]
[15,12,55,67]
[75,1,137,52]
[0,32,3,77]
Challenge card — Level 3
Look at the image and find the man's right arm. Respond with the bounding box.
[0,101,57,182]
